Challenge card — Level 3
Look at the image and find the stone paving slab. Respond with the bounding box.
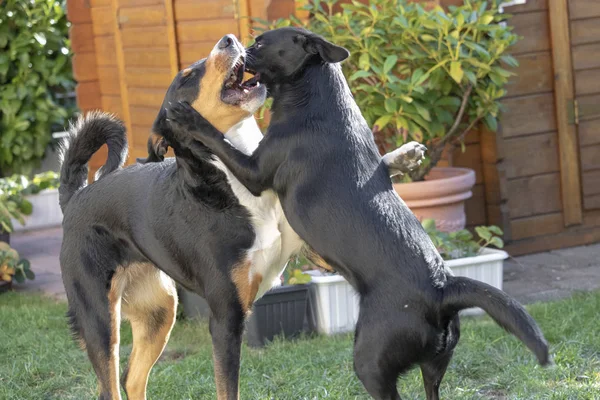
[7,227,600,305]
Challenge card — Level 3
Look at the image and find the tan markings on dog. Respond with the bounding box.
[181,67,192,77]
[150,131,162,149]
[118,263,178,400]
[191,54,250,133]
[105,275,124,400]
[231,259,263,313]
[212,352,234,400]
[304,247,335,272]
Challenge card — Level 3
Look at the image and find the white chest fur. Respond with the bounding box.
[211,118,305,300]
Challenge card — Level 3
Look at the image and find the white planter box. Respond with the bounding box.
[306,271,360,335]
[12,189,62,232]
[445,248,508,316]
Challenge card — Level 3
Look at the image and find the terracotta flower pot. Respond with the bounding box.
[393,167,476,232]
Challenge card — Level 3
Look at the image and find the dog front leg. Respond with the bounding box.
[209,310,245,400]
[166,101,271,196]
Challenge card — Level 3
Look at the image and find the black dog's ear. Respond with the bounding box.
[297,33,349,63]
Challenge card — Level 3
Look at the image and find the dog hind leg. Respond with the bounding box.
[62,256,123,400]
[119,264,178,400]
[420,316,460,400]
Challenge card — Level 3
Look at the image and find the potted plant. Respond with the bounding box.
[303,258,360,335]
[245,263,312,347]
[0,179,33,243]
[4,172,62,232]
[258,0,519,231]
[0,241,35,293]
[422,218,507,315]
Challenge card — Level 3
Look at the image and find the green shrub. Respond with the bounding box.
[0,0,76,176]
[254,0,519,181]
[0,171,59,233]
[421,218,504,260]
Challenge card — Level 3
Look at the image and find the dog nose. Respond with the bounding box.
[218,35,235,50]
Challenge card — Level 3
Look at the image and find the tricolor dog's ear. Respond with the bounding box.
[136,132,168,164]
[137,109,171,164]
[296,33,349,64]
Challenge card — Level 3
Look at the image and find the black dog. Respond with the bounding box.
[59,33,426,400]
[166,27,550,400]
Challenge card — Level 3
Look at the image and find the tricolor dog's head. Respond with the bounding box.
[139,34,266,162]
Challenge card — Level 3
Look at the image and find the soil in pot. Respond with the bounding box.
[245,284,310,347]
[394,167,476,232]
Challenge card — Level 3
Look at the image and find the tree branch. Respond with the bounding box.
[408,84,475,181]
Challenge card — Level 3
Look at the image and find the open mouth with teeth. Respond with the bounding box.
[221,56,262,105]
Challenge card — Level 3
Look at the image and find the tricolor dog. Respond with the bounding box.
[59,34,424,400]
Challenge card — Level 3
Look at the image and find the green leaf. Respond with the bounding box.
[14,270,25,284]
[19,200,33,215]
[489,237,504,249]
[384,98,397,113]
[480,14,494,25]
[349,70,372,81]
[33,33,47,46]
[421,218,436,231]
[475,226,492,242]
[484,114,498,132]
[436,97,461,107]
[373,115,393,130]
[501,55,519,68]
[414,103,431,122]
[359,53,370,71]
[487,225,503,235]
[420,34,437,42]
[398,95,413,104]
[24,269,35,280]
[383,55,398,74]
[450,61,464,84]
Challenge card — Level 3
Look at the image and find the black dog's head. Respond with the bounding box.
[246,27,349,87]
[138,34,267,163]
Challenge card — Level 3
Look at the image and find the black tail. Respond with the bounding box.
[442,276,550,365]
[59,112,127,212]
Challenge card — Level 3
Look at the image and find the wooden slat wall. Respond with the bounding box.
[68,0,113,177]
[569,0,600,212]
[494,1,566,241]
[175,0,240,67]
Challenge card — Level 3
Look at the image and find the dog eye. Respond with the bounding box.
[254,41,262,49]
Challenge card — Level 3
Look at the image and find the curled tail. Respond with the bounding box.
[59,112,128,212]
[442,276,550,366]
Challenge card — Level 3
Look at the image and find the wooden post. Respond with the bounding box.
[110,0,134,159]
[236,0,251,45]
[164,0,180,75]
[548,0,583,226]
[480,125,512,241]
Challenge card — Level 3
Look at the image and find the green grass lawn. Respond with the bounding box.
[1,291,599,400]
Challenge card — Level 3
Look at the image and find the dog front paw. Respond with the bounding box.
[383,141,427,176]
[165,101,203,131]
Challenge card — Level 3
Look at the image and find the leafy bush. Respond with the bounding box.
[0,0,76,176]
[421,218,504,260]
[0,241,34,283]
[0,183,32,234]
[0,171,59,233]
[282,255,313,285]
[254,0,519,181]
